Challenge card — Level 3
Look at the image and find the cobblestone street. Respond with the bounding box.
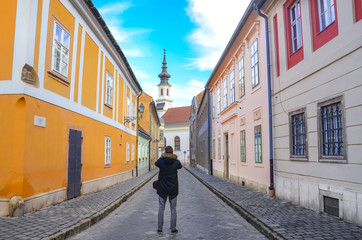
[70,168,266,240]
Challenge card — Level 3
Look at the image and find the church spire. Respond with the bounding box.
[158,49,171,86]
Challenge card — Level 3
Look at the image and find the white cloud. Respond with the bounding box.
[172,80,205,107]
[186,0,250,70]
[134,70,150,79]
[98,2,133,15]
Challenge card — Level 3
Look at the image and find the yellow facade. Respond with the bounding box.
[0,0,141,216]
[0,0,17,80]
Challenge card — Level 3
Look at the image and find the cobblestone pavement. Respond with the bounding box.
[0,170,157,240]
[70,168,267,240]
[185,166,362,240]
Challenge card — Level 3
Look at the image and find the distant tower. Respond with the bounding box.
[156,49,173,117]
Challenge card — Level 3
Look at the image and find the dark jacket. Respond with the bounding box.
[155,153,182,199]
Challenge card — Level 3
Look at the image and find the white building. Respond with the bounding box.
[162,107,191,163]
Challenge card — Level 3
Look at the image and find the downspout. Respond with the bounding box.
[254,3,274,197]
[136,91,142,177]
[206,88,213,175]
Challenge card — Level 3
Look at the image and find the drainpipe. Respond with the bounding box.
[136,91,142,177]
[254,2,274,197]
[206,87,213,175]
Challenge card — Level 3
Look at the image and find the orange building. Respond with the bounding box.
[0,0,142,216]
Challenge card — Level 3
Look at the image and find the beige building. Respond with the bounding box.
[265,0,362,226]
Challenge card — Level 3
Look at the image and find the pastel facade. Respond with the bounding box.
[0,0,141,216]
[207,5,271,193]
[266,0,362,226]
[137,92,160,174]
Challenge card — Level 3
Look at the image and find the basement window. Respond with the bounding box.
[323,196,339,217]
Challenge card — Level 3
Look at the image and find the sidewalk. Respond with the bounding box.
[185,165,362,240]
[0,170,157,240]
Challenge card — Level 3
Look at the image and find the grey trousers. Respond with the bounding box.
[158,196,177,230]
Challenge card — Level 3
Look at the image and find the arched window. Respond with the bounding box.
[174,136,180,151]
[167,89,169,96]
[161,88,163,96]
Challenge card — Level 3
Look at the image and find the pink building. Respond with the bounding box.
[207,3,271,194]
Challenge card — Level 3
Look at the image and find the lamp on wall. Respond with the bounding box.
[124,103,144,123]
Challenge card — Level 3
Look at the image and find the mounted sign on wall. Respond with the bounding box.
[34,116,46,128]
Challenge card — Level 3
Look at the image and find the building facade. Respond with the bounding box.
[207,3,271,193]
[162,107,191,163]
[0,0,141,216]
[189,91,204,167]
[137,91,160,173]
[196,91,211,174]
[265,0,362,225]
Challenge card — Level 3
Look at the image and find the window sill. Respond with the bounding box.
[251,83,261,94]
[104,103,113,109]
[104,164,111,168]
[47,71,69,86]
[319,157,346,164]
[316,21,335,36]
[290,156,308,161]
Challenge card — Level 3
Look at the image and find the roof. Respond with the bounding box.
[84,0,142,92]
[142,91,153,101]
[162,106,191,125]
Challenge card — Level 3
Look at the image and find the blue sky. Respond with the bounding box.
[92,0,250,107]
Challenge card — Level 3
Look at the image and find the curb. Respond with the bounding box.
[184,167,285,240]
[43,171,158,240]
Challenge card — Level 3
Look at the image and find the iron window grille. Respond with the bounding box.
[218,137,221,160]
[105,137,111,165]
[321,102,343,156]
[291,112,306,156]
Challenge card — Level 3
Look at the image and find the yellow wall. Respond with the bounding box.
[0,95,136,199]
[139,93,152,133]
[0,0,17,80]
[43,0,75,98]
[81,33,99,111]
[73,24,83,103]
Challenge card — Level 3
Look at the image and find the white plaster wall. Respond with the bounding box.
[164,124,190,162]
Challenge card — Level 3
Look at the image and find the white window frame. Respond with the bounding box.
[230,70,235,104]
[318,0,335,31]
[238,57,245,98]
[126,142,130,162]
[52,22,70,77]
[217,86,221,115]
[105,137,111,165]
[290,1,302,53]
[251,39,259,87]
[212,92,215,119]
[132,143,135,161]
[223,78,228,109]
[106,73,113,106]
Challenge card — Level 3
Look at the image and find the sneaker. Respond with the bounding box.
[157,229,162,233]
[171,229,178,234]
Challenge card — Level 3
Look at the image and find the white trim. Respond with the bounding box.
[77,27,86,104]
[96,47,101,113]
[116,72,119,122]
[100,53,105,115]
[27,0,38,66]
[112,68,116,119]
[38,0,50,89]
[70,20,79,102]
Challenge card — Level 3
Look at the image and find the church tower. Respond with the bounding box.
[156,49,173,117]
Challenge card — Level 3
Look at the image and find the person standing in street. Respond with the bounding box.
[155,146,182,234]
